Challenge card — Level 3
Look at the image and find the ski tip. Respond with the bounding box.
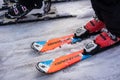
[36,62,46,73]
[31,42,40,52]
[31,41,46,53]
[36,59,54,73]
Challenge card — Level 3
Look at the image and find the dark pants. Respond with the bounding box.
[91,0,120,36]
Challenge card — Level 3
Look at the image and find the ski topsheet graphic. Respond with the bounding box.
[0,7,76,26]
[31,34,78,53]
[36,50,91,73]
[31,34,82,53]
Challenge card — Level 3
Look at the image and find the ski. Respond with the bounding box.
[31,32,99,53]
[36,50,88,73]
[36,39,120,74]
[31,34,82,53]
[0,8,76,26]
[0,13,76,26]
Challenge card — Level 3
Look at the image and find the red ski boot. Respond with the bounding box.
[74,18,105,38]
[83,31,120,55]
[72,18,105,43]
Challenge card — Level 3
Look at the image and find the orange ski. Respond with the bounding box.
[36,50,91,73]
[31,34,75,52]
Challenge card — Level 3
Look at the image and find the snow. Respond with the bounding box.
[0,0,120,80]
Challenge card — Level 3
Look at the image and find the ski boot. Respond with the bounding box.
[83,30,120,55]
[4,0,51,19]
[72,18,105,43]
[4,3,29,20]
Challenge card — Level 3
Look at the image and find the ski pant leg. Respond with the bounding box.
[91,0,120,37]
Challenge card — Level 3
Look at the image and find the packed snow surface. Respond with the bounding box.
[0,0,120,80]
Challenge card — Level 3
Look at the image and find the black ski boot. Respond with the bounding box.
[5,3,30,19]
